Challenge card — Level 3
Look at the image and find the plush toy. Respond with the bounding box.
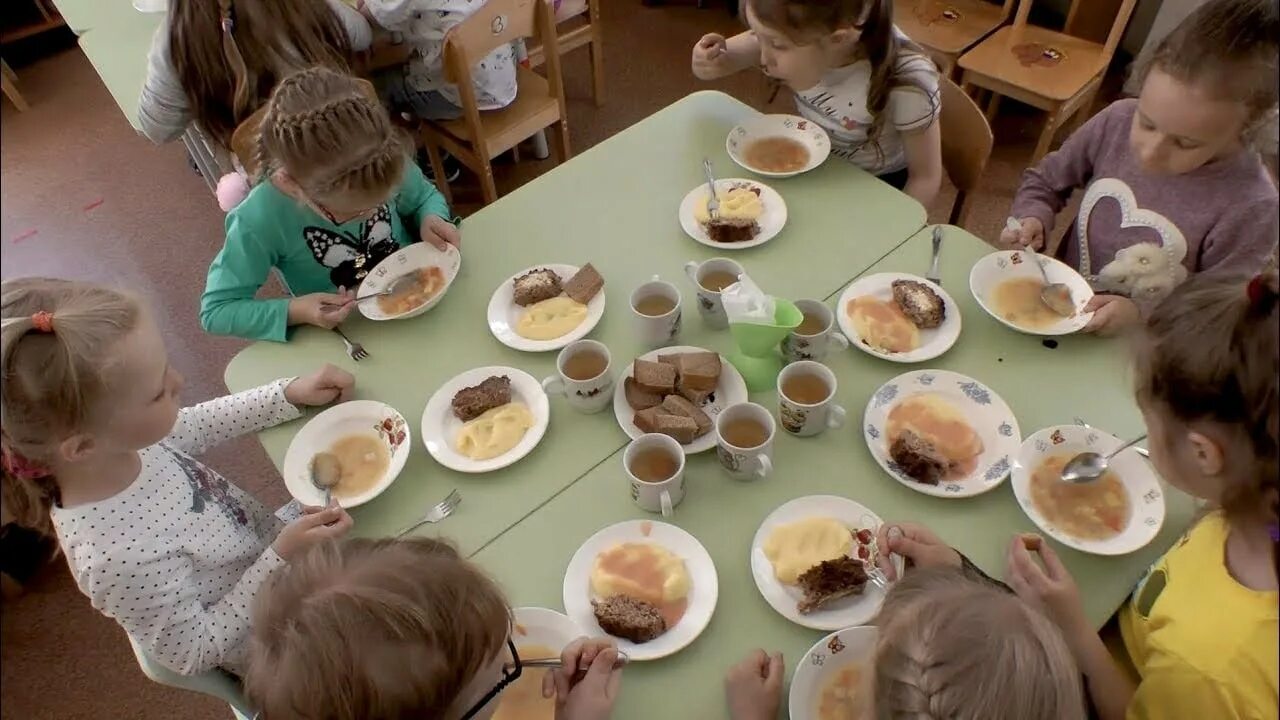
[216,172,251,212]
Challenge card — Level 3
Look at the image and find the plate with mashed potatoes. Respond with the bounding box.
[678,179,787,250]
[750,495,903,630]
[420,366,550,473]
[563,520,718,661]
[837,272,961,363]
[488,263,606,352]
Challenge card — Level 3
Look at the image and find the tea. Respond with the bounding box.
[796,310,828,336]
[782,372,831,405]
[629,447,680,483]
[744,136,809,173]
[721,418,769,449]
[699,270,739,293]
[634,295,677,317]
[563,350,608,381]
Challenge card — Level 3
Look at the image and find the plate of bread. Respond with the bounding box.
[420,367,550,473]
[612,346,747,454]
[488,263,606,352]
[678,179,787,250]
[836,273,960,363]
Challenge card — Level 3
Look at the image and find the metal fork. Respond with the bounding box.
[926,226,943,286]
[1074,417,1149,458]
[702,157,720,220]
[332,326,369,361]
[396,489,461,537]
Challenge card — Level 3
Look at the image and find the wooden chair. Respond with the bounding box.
[1,60,29,112]
[894,0,1015,79]
[421,0,570,205]
[937,75,992,227]
[956,0,1138,161]
[525,0,604,106]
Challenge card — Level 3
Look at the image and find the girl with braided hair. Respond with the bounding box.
[200,66,458,342]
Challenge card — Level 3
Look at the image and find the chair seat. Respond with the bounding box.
[896,0,1006,55]
[958,25,1106,101]
[432,66,560,158]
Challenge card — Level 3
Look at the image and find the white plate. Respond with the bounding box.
[836,272,962,363]
[969,250,1095,336]
[420,367,550,473]
[678,179,787,250]
[562,520,718,662]
[612,346,748,454]
[863,370,1021,498]
[511,606,585,655]
[281,400,412,507]
[788,626,878,720]
[1012,425,1165,556]
[725,114,832,178]
[357,242,462,321]
[487,264,606,352]
[750,495,904,631]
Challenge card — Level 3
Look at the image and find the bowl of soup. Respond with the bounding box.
[789,625,877,720]
[968,251,1094,336]
[358,241,462,321]
[282,400,412,508]
[726,114,831,178]
[493,608,586,720]
[1011,425,1166,556]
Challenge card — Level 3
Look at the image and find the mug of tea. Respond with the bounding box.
[542,340,614,414]
[782,300,849,364]
[623,433,686,517]
[684,257,744,330]
[715,402,775,480]
[777,360,846,437]
[630,276,682,348]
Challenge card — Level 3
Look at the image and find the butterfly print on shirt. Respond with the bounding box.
[304,204,400,290]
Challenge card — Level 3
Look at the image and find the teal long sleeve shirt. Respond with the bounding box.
[200,163,449,342]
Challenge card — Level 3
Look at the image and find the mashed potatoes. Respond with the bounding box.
[848,296,920,353]
[590,542,690,607]
[515,296,588,341]
[886,394,983,467]
[455,403,534,460]
[693,186,764,224]
[763,517,854,585]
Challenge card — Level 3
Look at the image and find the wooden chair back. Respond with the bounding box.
[938,75,992,227]
[1010,0,1137,65]
[444,0,551,81]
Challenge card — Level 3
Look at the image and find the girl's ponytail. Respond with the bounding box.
[218,0,255,128]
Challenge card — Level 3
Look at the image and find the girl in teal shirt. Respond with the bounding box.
[201,67,459,342]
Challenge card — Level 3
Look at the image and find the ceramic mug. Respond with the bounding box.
[715,402,775,480]
[777,360,846,437]
[541,340,614,414]
[630,276,682,348]
[782,300,849,364]
[684,257,744,330]
[623,434,686,517]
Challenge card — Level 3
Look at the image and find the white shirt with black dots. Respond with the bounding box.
[51,379,302,677]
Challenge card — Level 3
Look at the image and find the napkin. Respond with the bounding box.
[721,273,777,326]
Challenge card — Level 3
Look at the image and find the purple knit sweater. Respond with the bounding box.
[1010,99,1278,304]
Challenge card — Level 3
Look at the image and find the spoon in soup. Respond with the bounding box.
[321,273,418,310]
[1060,434,1147,485]
[309,452,342,506]
[1005,219,1075,317]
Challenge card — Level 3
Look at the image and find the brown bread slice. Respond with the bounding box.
[633,406,665,434]
[677,352,721,391]
[661,395,712,438]
[592,595,666,643]
[624,377,664,411]
[451,376,511,422]
[677,384,714,406]
[562,263,604,304]
[654,414,698,444]
[633,359,677,394]
[796,556,868,614]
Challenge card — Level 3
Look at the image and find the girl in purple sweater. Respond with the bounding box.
[1001,0,1278,335]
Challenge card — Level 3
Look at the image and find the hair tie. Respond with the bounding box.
[221,16,234,33]
[31,311,54,333]
[1270,524,1280,543]
[1,445,50,481]
[1246,275,1268,306]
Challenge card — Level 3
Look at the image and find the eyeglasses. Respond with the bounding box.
[459,639,522,720]
[311,199,381,226]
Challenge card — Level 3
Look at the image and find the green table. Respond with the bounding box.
[49,0,159,127]
[472,225,1195,719]
[224,90,928,554]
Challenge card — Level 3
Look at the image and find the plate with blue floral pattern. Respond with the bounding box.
[863,370,1020,498]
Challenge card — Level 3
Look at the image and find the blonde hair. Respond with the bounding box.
[874,569,1086,720]
[245,537,511,720]
[0,278,141,533]
[253,66,411,206]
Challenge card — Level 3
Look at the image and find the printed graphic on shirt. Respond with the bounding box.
[1129,530,1190,618]
[304,204,399,290]
[1077,178,1189,303]
[163,446,249,527]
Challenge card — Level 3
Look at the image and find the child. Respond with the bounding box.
[245,536,622,719]
[1001,0,1279,335]
[140,0,371,148]
[691,0,943,206]
[0,277,356,676]
[200,66,460,342]
[724,566,1086,720]
[1005,269,1278,720]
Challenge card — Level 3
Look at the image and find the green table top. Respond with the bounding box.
[471,225,1195,720]
[50,0,160,130]
[224,90,928,554]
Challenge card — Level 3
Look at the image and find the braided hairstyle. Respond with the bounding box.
[1137,268,1280,579]
[874,569,1086,720]
[253,67,411,209]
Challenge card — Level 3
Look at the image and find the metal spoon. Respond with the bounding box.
[309,452,341,505]
[1060,434,1148,484]
[321,273,418,310]
[1005,219,1074,317]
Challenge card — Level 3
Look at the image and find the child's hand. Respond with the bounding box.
[285,364,355,407]
[874,521,961,581]
[999,217,1045,251]
[692,33,730,79]
[1082,295,1140,336]
[724,649,784,720]
[420,215,460,251]
[272,500,353,561]
[287,290,355,330]
[544,637,622,720]
[1005,534,1090,649]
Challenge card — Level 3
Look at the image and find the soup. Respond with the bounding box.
[782,372,831,405]
[634,294,677,317]
[700,270,739,293]
[1030,453,1130,541]
[493,643,557,720]
[327,433,391,499]
[376,266,446,315]
[816,662,870,720]
[744,136,810,173]
[992,277,1072,330]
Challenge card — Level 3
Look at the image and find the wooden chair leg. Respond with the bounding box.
[550,120,571,163]
[984,92,1001,124]
[478,158,499,205]
[422,138,452,206]
[2,60,28,112]
[947,189,968,228]
[1032,105,1069,162]
[588,38,605,107]
[1065,83,1102,135]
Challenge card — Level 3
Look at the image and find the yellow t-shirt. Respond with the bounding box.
[1120,512,1279,720]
